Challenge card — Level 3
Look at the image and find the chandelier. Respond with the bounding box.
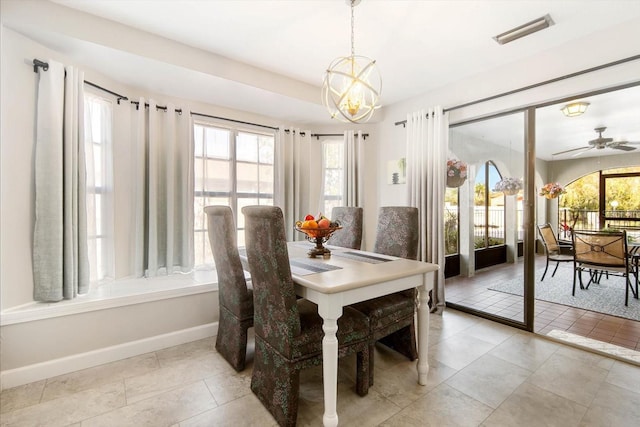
[321,0,381,123]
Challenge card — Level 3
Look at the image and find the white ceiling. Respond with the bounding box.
[13,1,640,159]
[452,85,640,160]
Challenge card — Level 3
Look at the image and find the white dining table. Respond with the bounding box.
[281,242,439,427]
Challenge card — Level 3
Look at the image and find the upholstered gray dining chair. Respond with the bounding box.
[350,206,419,386]
[204,206,253,372]
[329,206,363,249]
[242,205,370,427]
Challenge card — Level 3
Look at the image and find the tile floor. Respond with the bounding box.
[445,256,640,353]
[2,309,640,426]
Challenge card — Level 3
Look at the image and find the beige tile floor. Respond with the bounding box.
[2,309,640,426]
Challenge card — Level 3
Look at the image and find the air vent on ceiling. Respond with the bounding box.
[493,14,554,45]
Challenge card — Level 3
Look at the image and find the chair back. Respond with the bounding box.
[242,205,301,355]
[204,206,252,318]
[373,206,419,260]
[573,229,628,268]
[538,223,561,254]
[330,206,363,249]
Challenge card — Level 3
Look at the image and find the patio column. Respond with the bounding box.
[505,195,518,263]
[459,164,475,277]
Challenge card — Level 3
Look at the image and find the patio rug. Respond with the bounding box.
[488,265,640,321]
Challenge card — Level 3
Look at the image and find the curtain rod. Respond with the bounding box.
[191,111,278,130]
[31,58,365,137]
[130,100,183,114]
[310,133,369,140]
[394,53,640,127]
[33,59,130,104]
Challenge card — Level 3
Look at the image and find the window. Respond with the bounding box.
[321,139,344,215]
[193,122,275,267]
[84,93,114,283]
[559,166,640,241]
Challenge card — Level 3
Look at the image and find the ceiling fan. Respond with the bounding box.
[553,126,640,157]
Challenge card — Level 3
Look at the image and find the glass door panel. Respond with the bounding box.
[534,86,640,357]
[446,112,526,325]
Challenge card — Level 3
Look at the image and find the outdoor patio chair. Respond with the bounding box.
[537,223,574,281]
[329,206,363,249]
[572,229,637,306]
[204,206,254,372]
[242,205,370,426]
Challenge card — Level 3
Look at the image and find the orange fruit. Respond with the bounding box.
[302,220,318,229]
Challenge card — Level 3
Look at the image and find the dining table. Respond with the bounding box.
[241,241,439,427]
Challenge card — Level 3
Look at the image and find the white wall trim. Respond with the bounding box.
[1,281,218,325]
[0,322,219,391]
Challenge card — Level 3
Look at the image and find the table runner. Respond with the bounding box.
[289,258,343,276]
[331,251,394,264]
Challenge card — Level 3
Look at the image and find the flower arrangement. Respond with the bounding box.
[539,182,566,199]
[494,177,523,195]
[446,159,467,188]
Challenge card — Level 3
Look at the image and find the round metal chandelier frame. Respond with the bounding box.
[321,0,382,123]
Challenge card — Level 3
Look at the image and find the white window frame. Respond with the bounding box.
[193,120,275,268]
[321,139,344,215]
[84,92,114,283]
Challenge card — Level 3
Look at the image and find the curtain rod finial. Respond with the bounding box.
[33,59,49,73]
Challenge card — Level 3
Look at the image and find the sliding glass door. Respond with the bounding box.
[445,111,531,328]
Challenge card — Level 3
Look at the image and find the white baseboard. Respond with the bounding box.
[0,322,219,391]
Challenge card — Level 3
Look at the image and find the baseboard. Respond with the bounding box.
[0,322,219,391]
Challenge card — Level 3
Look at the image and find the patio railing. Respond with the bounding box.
[559,209,640,242]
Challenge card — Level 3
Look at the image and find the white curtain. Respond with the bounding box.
[33,60,90,301]
[130,98,194,277]
[406,107,449,313]
[343,130,365,207]
[276,128,309,241]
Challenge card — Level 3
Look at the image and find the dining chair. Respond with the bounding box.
[572,229,637,306]
[204,206,254,372]
[329,206,363,249]
[350,206,419,387]
[537,223,574,281]
[242,205,370,427]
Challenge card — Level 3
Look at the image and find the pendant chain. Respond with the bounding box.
[350,1,355,57]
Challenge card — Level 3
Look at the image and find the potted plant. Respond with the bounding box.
[494,177,523,196]
[539,182,566,199]
[446,159,467,188]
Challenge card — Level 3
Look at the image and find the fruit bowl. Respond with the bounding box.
[295,223,342,258]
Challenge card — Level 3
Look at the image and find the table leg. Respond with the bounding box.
[318,303,342,427]
[416,271,433,385]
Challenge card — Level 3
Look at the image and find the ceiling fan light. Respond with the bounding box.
[561,101,590,117]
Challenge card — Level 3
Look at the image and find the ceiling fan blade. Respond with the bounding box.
[552,146,591,156]
[571,146,594,157]
[610,144,636,151]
